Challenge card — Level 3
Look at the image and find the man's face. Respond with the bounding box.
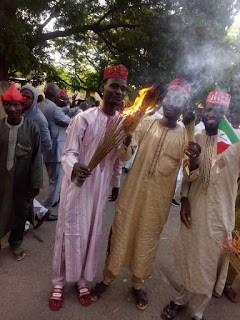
[21,89,34,110]
[58,96,70,107]
[103,78,127,111]
[162,90,186,121]
[3,100,23,123]
[202,103,225,131]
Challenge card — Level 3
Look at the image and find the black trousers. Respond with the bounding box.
[8,197,33,248]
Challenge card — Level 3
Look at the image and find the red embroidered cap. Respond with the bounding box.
[103,64,128,81]
[206,90,231,109]
[168,78,191,97]
[1,84,25,103]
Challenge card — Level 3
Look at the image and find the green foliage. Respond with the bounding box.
[1,0,240,120]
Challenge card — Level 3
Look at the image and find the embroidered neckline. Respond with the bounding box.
[5,117,24,129]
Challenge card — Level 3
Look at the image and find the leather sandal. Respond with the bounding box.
[49,286,64,311]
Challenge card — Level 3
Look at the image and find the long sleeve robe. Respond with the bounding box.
[0,118,43,238]
[22,84,52,158]
[176,131,240,297]
[105,119,188,280]
[53,108,130,283]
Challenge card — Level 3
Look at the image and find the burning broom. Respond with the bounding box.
[86,84,164,173]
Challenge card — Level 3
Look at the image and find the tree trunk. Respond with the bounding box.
[0,58,9,81]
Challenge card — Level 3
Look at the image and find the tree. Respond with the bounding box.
[0,0,151,80]
[50,0,240,98]
[1,0,240,108]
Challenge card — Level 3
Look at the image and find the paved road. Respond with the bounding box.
[0,174,239,320]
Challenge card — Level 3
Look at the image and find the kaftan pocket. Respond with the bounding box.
[157,153,180,176]
[157,154,180,176]
[15,143,32,158]
[210,155,226,185]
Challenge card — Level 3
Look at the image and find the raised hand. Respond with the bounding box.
[184,141,201,160]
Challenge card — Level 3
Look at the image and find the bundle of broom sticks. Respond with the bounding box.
[87,84,164,172]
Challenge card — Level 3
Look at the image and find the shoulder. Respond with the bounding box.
[81,107,99,119]
[176,123,186,132]
[55,105,65,114]
[23,118,40,135]
[45,99,59,113]
[45,99,55,107]
[33,109,48,124]
[139,118,156,131]
[73,107,100,124]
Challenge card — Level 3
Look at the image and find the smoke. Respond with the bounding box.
[165,0,240,107]
[176,43,238,102]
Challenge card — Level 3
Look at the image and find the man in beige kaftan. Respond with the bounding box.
[92,78,200,310]
[162,90,240,320]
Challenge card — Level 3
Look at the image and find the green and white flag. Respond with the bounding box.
[217,117,239,154]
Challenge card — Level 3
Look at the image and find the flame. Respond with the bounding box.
[122,86,154,116]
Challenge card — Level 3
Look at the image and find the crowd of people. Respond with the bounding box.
[0,64,240,320]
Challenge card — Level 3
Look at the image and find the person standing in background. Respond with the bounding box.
[21,84,52,226]
[0,84,43,260]
[39,83,71,217]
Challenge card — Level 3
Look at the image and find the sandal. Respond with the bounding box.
[49,286,64,311]
[10,247,26,261]
[91,282,109,302]
[161,301,185,320]
[76,286,92,306]
[131,288,148,311]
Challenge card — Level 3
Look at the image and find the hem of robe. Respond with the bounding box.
[53,230,101,283]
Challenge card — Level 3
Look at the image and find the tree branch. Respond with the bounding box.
[41,22,139,41]
[96,8,113,24]
[75,73,87,85]
[83,54,99,70]
[96,32,118,56]
[54,75,87,90]
[39,0,62,30]
[40,14,55,30]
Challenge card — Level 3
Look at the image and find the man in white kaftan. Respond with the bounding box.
[162,90,240,320]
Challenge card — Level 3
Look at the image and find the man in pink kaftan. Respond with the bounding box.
[49,64,132,310]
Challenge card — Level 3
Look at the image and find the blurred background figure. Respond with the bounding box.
[0,84,43,260]
[21,84,52,226]
[57,89,81,118]
[39,83,71,219]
